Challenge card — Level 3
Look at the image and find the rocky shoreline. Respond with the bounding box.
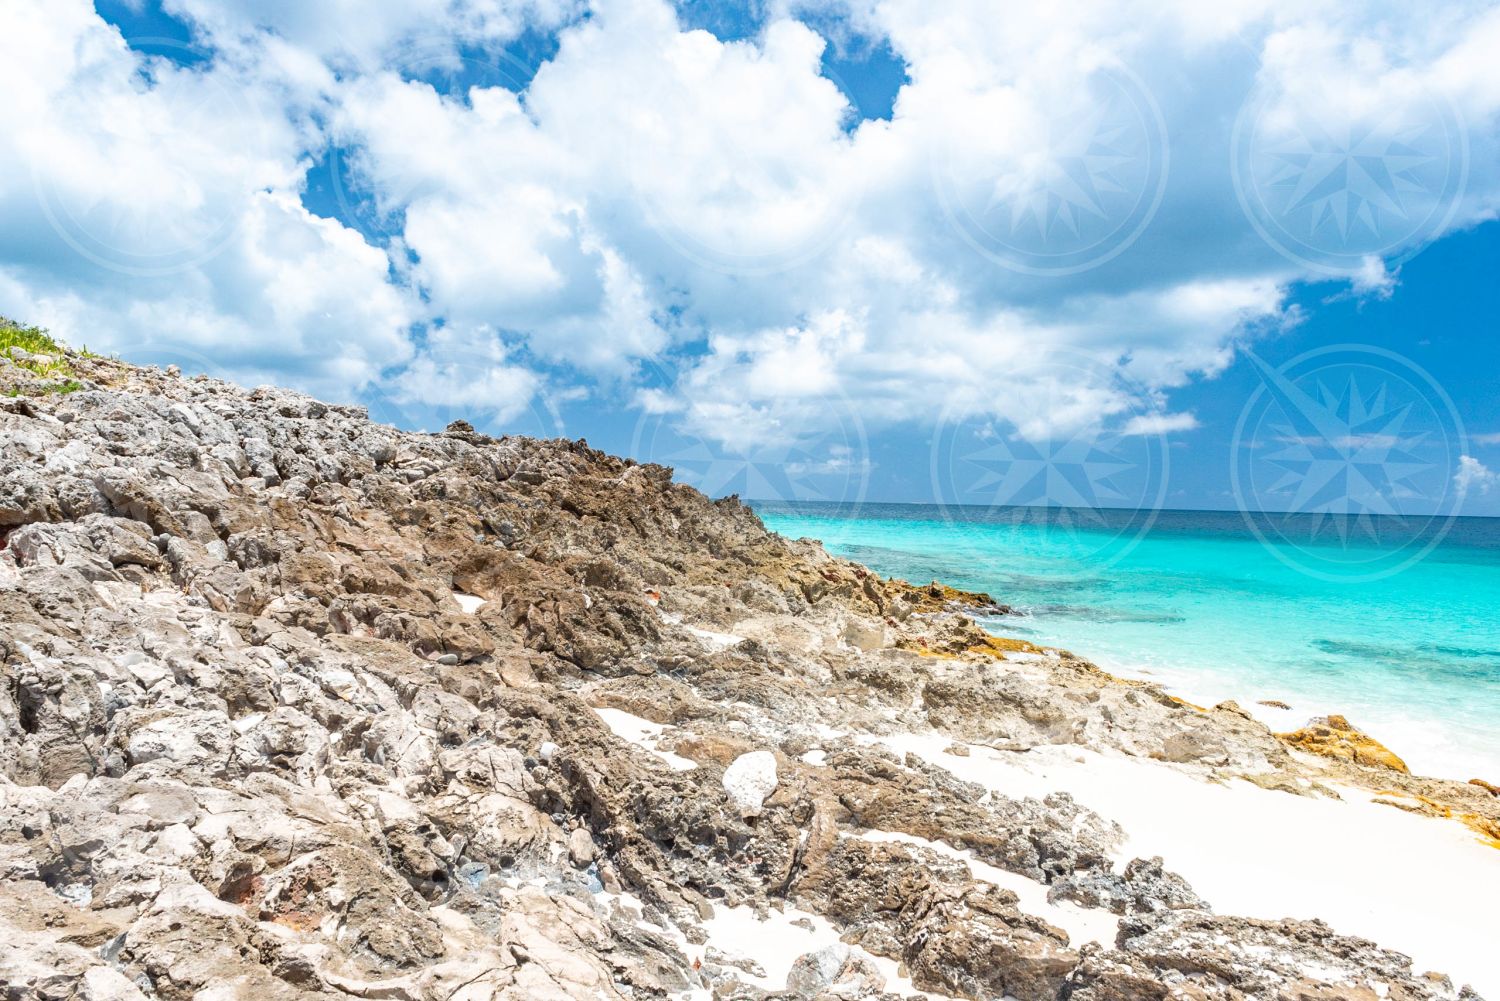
[1,339,1496,1000]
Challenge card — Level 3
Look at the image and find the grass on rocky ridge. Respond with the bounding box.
[1,316,86,395]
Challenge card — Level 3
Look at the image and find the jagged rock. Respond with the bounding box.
[0,348,1490,1001]
[1047,855,1208,916]
[1279,715,1410,773]
[705,944,767,979]
[785,943,885,998]
[1471,778,1500,797]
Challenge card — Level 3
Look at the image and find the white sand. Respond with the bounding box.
[871,731,1500,998]
[591,707,698,771]
[657,610,746,651]
[452,592,487,614]
[697,902,960,1000]
[601,886,956,999]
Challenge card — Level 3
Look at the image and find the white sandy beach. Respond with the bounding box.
[595,704,1498,998]
[873,732,1500,999]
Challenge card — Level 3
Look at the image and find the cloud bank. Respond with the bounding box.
[2,0,1498,456]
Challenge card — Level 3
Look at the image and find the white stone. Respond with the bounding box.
[125,659,172,689]
[453,592,487,614]
[81,966,150,1001]
[722,751,778,818]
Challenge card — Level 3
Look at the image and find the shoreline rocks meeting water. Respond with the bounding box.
[1,339,1497,1000]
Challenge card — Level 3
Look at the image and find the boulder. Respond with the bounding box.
[722,750,778,818]
[1277,715,1409,773]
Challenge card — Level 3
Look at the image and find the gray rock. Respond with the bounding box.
[0,350,1486,1001]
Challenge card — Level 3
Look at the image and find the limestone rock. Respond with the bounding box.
[0,346,1488,1001]
[1048,855,1208,916]
[1278,715,1410,773]
[722,750,779,818]
[785,943,885,998]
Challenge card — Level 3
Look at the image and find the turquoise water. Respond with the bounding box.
[755,501,1500,781]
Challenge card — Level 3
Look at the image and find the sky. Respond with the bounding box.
[2,0,1499,520]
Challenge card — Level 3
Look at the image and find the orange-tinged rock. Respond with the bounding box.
[1372,790,1500,850]
[1277,714,1409,773]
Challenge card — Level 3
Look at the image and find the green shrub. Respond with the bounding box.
[0,316,83,391]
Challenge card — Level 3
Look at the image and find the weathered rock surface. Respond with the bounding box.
[0,349,1491,1000]
[1279,715,1411,773]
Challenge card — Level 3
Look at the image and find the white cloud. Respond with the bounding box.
[0,0,418,398]
[1122,412,1200,437]
[2,0,1498,450]
[1350,256,1399,300]
[162,0,582,68]
[384,325,541,423]
[1455,455,1499,496]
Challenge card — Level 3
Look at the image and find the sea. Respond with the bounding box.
[753,501,1500,782]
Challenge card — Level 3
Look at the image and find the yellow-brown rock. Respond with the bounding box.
[1372,790,1500,850]
[901,579,1009,614]
[1277,715,1409,773]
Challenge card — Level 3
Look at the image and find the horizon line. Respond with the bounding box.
[738,497,1500,522]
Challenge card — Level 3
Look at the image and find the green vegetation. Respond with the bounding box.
[0,315,87,394]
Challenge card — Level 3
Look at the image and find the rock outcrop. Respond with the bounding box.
[0,345,1491,999]
[1278,714,1410,773]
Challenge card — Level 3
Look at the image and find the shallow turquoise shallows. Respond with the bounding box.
[754,501,1500,782]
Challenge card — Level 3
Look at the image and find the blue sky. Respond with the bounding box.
[3,0,1499,519]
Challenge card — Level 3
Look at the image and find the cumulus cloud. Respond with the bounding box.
[1349,256,1400,300]
[2,0,1499,447]
[1455,455,1499,496]
[163,0,583,69]
[386,356,540,425]
[0,0,418,397]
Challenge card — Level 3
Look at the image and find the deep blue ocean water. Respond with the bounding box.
[754,501,1500,781]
